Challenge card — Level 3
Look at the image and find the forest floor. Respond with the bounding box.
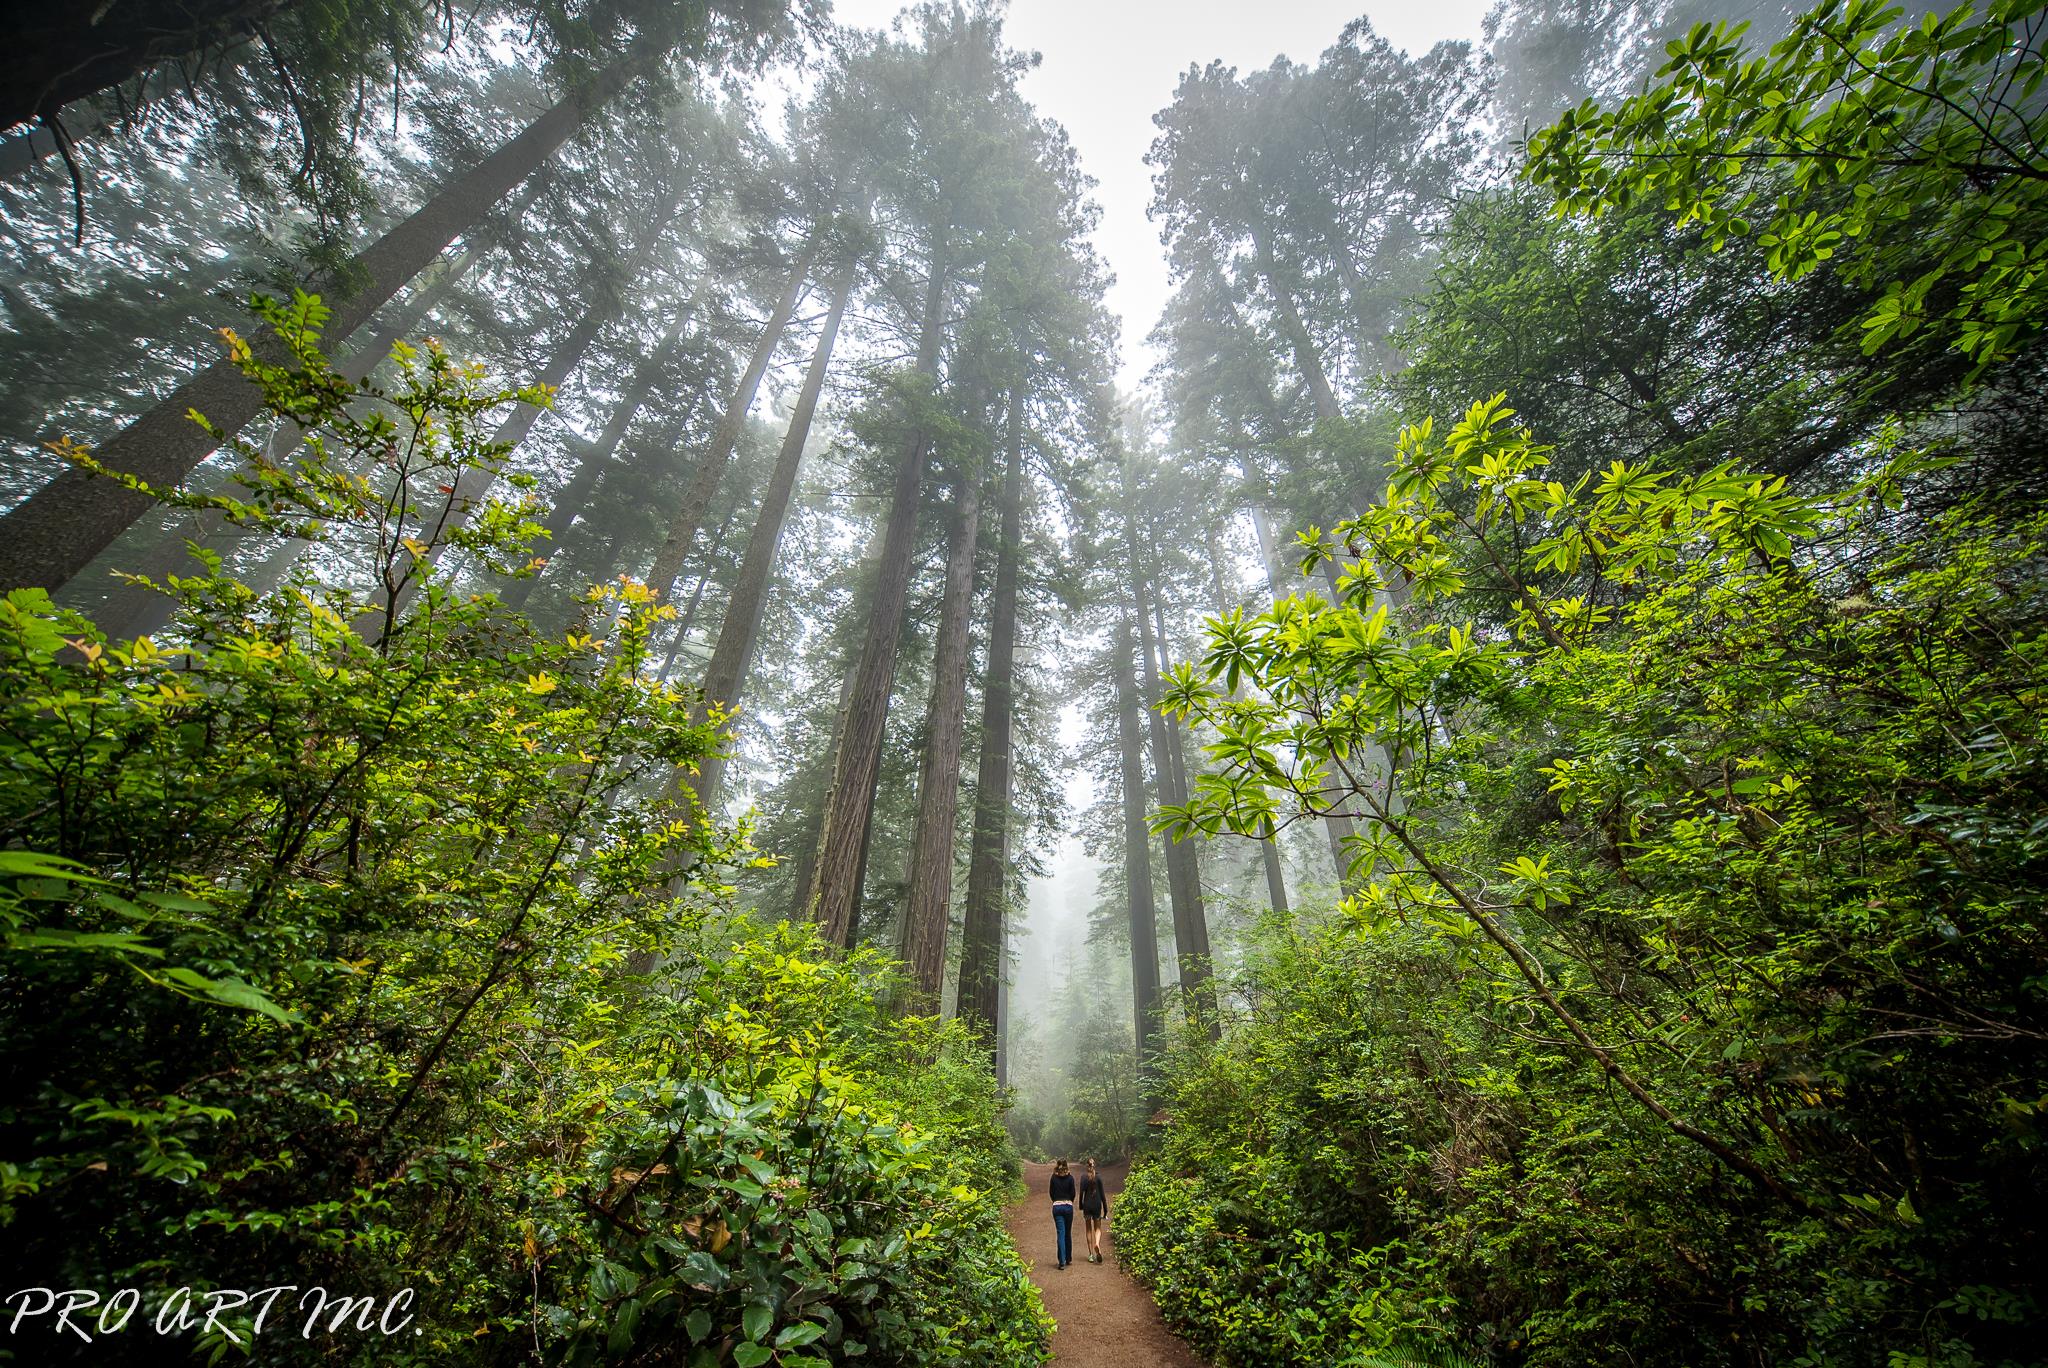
[1004,1161,1210,1368]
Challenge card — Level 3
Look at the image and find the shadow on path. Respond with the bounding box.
[1002,1160,1210,1368]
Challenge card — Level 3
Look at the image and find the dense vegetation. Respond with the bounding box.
[0,295,1048,1364]
[0,2,1093,1362]
[1,0,2043,1363]
[1112,2,2048,1365]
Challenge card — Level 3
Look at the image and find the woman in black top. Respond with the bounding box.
[1078,1158,1108,1263]
[1048,1159,1076,1269]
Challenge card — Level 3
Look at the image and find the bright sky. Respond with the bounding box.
[825,0,1494,383]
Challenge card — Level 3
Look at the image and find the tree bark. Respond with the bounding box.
[1124,485,1215,1028]
[994,954,1010,1085]
[0,52,643,595]
[642,234,818,602]
[1252,223,1342,423]
[688,266,855,805]
[787,649,864,923]
[897,470,981,1006]
[956,388,1024,1044]
[499,301,694,614]
[90,178,549,640]
[655,501,741,684]
[366,195,676,637]
[806,245,948,948]
[1203,521,1290,917]
[1240,457,1361,891]
[1114,615,1166,1080]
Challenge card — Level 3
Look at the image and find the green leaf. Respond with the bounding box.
[679,1252,727,1291]
[776,1321,826,1349]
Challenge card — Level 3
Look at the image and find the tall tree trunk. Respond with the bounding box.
[0,54,642,594]
[642,234,818,602]
[787,650,864,919]
[1124,493,1215,1028]
[1114,615,1166,1081]
[1252,223,1342,423]
[847,757,881,950]
[1238,455,1360,890]
[897,471,981,1006]
[1203,522,1290,917]
[995,953,1010,1085]
[368,197,674,634]
[956,389,1024,1045]
[689,266,855,805]
[1315,556,1383,893]
[1314,199,1401,378]
[655,502,741,684]
[91,178,550,640]
[348,168,551,369]
[806,245,948,947]
[1249,504,1285,593]
[500,300,694,613]
[1149,590,1240,950]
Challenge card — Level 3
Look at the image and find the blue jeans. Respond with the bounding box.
[1052,1204,1073,1265]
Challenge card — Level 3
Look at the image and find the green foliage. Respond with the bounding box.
[540,925,1051,1368]
[1527,0,2048,372]
[1119,390,2048,1364]
[1386,184,1955,495]
[0,298,1045,1364]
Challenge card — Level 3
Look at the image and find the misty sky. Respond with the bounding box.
[829,0,1494,383]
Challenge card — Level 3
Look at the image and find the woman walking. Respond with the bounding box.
[1048,1159,1076,1269]
[1078,1157,1109,1263]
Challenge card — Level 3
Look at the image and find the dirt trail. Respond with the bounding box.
[1003,1160,1209,1368]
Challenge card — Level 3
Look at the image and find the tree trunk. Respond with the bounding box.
[956,388,1024,1045]
[368,195,674,634]
[90,178,550,640]
[1241,457,1360,891]
[642,234,818,602]
[1316,556,1382,893]
[1253,223,1342,423]
[689,266,855,805]
[500,300,695,613]
[1149,589,1214,946]
[1315,198,1401,379]
[787,650,864,920]
[806,245,948,948]
[0,52,641,594]
[655,502,741,684]
[1114,615,1166,1081]
[1249,504,1285,593]
[897,470,981,1006]
[1204,521,1290,917]
[347,167,551,370]
[1125,494,1215,1028]
[995,950,1010,1085]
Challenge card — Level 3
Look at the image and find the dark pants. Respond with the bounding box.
[1052,1204,1073,1265]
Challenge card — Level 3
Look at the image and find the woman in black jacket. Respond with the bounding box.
[1048,1159,1076,1269]
[1078,1158,1109,1263]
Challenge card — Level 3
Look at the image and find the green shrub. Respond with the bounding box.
[0,295,1048,1365]
[1125,396,2048,1366]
